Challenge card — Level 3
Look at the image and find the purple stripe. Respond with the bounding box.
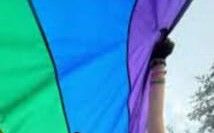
[127,0,192,132]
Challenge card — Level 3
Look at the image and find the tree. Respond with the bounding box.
[188,64,214,133]
[184,129,191,133]
[166,125,175,133]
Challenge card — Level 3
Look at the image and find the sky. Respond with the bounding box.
[165,0,214,132]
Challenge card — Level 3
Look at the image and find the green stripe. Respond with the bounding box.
[0,0,68,133]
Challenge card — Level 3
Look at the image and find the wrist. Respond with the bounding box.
[150,63,166,84]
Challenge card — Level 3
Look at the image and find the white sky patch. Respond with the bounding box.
[164,0,214,132]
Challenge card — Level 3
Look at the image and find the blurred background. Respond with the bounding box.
[165,0,214,132]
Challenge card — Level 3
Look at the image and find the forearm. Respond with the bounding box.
[148,64,166,133]
[147,38,174,133]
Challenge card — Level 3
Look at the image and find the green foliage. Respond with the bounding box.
[188,64,214,133]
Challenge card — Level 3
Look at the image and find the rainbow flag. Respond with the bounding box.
[0,0,191,133]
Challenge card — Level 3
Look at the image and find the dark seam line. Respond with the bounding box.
[27,1,72,133]
[126,0,139,132]
[168,0,193,35]
[140,0,193,131]
[125,0,192,132]
[143,0,193,98]
[149,0,194,97]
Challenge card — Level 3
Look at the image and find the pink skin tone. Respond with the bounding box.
[148,64,166,133]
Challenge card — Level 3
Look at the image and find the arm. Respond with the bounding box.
[147,38,174,133]
[148,63,166,133]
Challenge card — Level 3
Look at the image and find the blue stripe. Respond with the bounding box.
[32,0,135,132]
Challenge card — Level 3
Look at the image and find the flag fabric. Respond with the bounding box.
[0,0,191,133]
